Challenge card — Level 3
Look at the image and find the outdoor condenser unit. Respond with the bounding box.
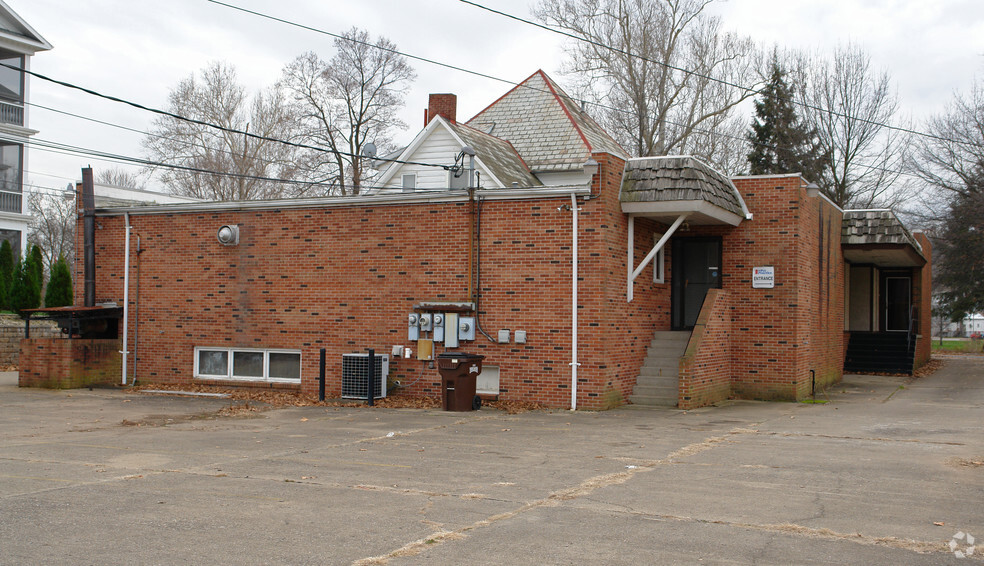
[341,353,389,400]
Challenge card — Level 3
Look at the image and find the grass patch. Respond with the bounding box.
[799,399,829,404]
[932,339,983,353]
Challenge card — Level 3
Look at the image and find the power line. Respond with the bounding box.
[0,61,447,173]
[457,0,955,145]
[202,0,941,181]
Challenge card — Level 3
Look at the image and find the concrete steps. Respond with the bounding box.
[629,330,690,408]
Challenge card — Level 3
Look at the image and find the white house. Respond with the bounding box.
[964,313,984,337]
[0,0,51,258]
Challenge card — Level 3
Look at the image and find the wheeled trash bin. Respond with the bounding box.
[437,352,485,411]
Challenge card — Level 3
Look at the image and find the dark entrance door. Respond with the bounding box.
[883,275,911,332]
[672,237,722,330]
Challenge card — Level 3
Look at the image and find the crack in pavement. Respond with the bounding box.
[351,428,747,565]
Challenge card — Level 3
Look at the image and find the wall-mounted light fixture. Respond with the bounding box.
[806,183,821,198]
[217,225,239,245]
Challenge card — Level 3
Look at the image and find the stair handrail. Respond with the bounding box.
[906,305,917,352]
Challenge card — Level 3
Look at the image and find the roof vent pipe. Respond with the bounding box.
[82,167,96,307]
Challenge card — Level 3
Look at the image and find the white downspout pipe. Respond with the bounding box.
[570,192,581,411]
[121,212,131,385]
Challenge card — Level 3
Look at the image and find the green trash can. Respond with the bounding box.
[437,352,484,411]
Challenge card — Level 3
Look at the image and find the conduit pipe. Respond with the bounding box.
[121,212,131,385]
[570,192,581,411]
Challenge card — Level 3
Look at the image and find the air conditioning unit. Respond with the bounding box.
[341,353,389,400]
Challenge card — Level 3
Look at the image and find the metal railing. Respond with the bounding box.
[0,100,23,126]
[906,305,918,352]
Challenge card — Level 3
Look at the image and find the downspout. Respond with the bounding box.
[121,212,131,385]
[570,192,580,411]
[81,168,95,307]
[132,235,142,384]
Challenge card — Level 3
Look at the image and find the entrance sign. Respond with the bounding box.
[752,266,775,289]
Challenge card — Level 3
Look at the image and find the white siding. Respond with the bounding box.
[379,127,499,193]
[536,170,591,186]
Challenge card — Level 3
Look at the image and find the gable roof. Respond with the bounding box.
[373,115,539,190]
[467,70,628,173]
[619,156,747,224]
[447,121,540,188]
[0,0,52,54]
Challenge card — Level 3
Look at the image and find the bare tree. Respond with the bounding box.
[27,185,75,273]
[806,44,911,208]
[96,167,145,189]
[143,62,305,200]
[913,79,984,199]
[534,0,757,172]
[280,28,416,196]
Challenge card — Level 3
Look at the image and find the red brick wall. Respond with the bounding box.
[76,155,652,409]
[678,289,732,409]
[913,231,933,368]
[678,176,845,403]
[19,338,122,388]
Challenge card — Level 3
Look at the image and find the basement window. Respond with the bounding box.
[195,347,301,382]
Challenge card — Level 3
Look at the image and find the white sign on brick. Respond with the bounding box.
[752,266,775,289]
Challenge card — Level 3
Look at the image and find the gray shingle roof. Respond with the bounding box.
[842,210,922,250]
[448,122,541,188]
[466,71,628,173]
[619,156,744,217]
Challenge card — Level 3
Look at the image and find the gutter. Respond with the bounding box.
[94,186,592,216]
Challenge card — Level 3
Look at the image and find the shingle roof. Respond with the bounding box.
[447,121,541,188]
[466,70,628,173]
[619,156,744,217]
[842,210,923,251]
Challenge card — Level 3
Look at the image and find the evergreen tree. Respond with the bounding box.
[10,259,41,318]
[935,190,984,321]
[44,255,74,308]
[747,58,827,184]
[0,240,13,310]
[28,244,44,291]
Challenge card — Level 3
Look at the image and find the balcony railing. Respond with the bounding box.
[0,100,24,126]
[0,189,22,214]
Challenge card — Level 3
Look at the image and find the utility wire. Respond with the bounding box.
[202,0,944,181]
[457,0,956,144]
[0,61,447,172]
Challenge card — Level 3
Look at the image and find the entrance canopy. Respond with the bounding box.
[842,210,926,267]
[619,156,749,226]
[619,156,750,301]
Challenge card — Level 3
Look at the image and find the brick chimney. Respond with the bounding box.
[425,93,457,126]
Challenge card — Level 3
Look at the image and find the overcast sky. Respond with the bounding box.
[13,0,984,193]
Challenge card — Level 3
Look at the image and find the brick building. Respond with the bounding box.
[27,71,931,409]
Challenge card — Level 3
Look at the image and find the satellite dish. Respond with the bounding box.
[362,143,377,159]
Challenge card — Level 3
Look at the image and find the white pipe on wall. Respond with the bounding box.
[570,192,580,411]
[121,213,131,385]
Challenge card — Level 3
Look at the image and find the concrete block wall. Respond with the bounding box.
[0,323,58,365]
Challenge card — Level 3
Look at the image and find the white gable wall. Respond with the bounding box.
[380,127,498,192]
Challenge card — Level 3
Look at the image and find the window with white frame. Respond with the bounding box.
[401,173,416,193]
[195,347,301,382]
[653,232,665,284]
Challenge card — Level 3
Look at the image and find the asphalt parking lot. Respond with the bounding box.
[1,357,982,565]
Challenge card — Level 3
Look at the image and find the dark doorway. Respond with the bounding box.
[672,237,722,330]
[883,274,911,332]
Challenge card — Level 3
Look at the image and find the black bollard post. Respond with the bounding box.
[367,348,375,406]
[319,348,326,402]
